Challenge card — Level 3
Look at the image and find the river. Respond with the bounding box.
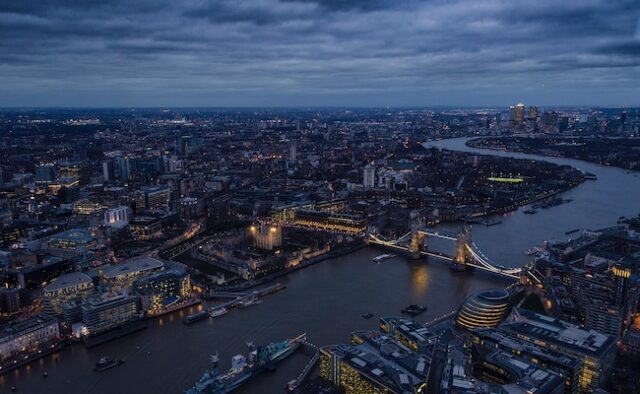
[427,137,640,267]
[2,137,638,393]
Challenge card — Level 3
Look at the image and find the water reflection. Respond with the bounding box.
[410,264,429,297]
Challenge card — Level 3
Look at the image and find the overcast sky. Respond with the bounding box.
[1,0,639,107]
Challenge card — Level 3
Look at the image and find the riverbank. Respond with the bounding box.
[204,241,365,292]
[426,137,640,267]
[466,136,640,172]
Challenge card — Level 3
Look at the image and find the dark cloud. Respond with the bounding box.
[0,0,638,106]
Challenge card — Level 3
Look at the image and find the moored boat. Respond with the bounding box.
[209,306,228,318]
[183,311,210,325]
[239,297,262,309]
[186,334,306,393]
[94,356,124,372]
[373,253,395,263]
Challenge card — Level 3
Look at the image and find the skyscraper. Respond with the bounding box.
[363,164,375,189]
[115,156,131,182]
[515,102,525,126]
[612,262,632,307]
[102,160,115,182]
[289,142,297,164]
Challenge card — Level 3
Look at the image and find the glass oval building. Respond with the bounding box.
[456,289,511,330]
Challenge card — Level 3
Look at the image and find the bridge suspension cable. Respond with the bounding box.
[465,243,522,277]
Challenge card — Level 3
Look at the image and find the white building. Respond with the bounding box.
[363,164,376,189]
[104,206,131,228]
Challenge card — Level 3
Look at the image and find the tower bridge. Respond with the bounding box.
[367,227,525,280]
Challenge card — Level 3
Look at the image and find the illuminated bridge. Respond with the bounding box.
[367,228,524,280]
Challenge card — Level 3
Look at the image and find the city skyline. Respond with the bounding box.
[1,0,639,107]
[1,107,639,392]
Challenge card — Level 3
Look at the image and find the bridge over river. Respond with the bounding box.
[367,227,538,281]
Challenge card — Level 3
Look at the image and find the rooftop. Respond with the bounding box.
[49,228,95,243]
[503,308,615,357]
[1,314,58,340]
[103,257,164,279]
[44,272,93,292]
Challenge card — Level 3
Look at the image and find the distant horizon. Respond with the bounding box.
[1,104,638,111]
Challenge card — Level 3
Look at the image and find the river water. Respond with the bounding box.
[2,137,638,394]
[426,138,640,267]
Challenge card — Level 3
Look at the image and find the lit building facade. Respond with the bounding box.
[456,289,511,330]
[133,268,191,316]
[177,197,203,221]
[81,292,140,335]
[503,308,616,392]
[104,206,131,228]
[103,257,165,290]
[294,210,366,234]
[47,229,96,257]
[73,199,103,215]
[0,314,60,365]
[320,332,429,394]
[129,216,162,240]
[43,272,94,315]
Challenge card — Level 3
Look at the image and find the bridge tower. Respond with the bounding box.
[409,229,425,259]
[408,211,425,259]
[451,227,471,271]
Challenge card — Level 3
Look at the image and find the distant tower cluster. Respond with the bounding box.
[509,103,525,128]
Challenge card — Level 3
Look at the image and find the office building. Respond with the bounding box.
[293,210,366,234]
[133,268,191,316]
[115,156,131,182]
[177,197,203,221]
[289,141,297,163]
[320,331,430,393]
[502,308,616,392]
[16,258,75,289]
[379,316,435,353]
[47,229,97,257]
[612,262,632,307]
[81,291,140,335]
[134,185,171,211]
[128,216,163,240]
[0,288,22,314]
[72,199,103,215]
[363,164,375,189]
[469,328,582,394]
[103,257,165,290]
[0,314,60,365]
[43,272,94,315]
[514,102,525,126]
[102,160,115,182]
[584,298,624,337]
